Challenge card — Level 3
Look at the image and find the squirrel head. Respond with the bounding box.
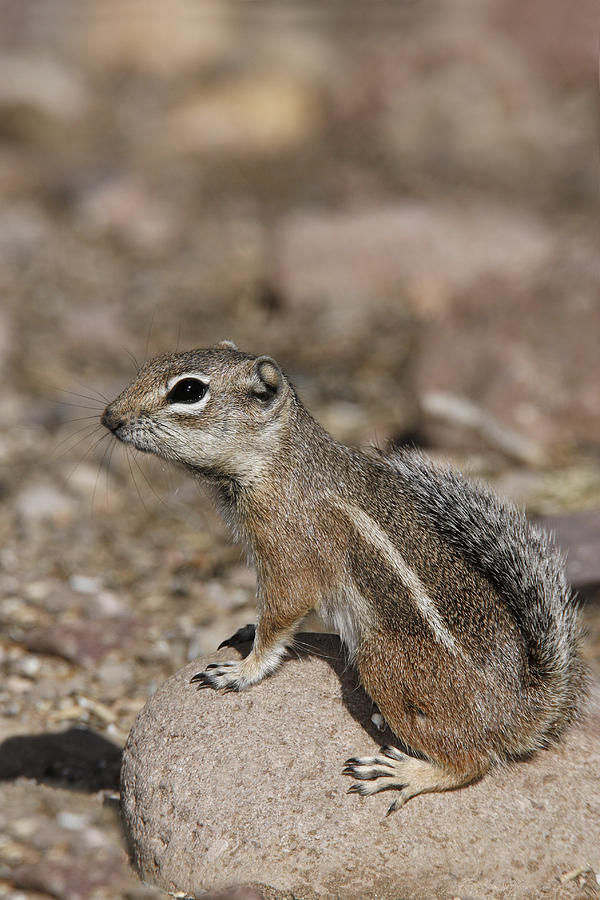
[101,343,293,482]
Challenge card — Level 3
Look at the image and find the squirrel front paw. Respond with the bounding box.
[191,638,289,693]
[190,660,250,692]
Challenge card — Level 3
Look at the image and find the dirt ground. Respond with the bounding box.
[0,2,598,899]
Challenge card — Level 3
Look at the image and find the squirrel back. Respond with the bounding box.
[384,448,586,748]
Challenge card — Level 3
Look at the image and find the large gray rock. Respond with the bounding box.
[121,635,599,900]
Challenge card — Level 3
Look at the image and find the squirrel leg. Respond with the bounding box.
[191,582,312,692]
[190,623,294,691]
[344,746,488,814]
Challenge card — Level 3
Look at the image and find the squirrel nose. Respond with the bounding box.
[101,404,122,433]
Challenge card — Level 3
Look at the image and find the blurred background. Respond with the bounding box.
[0,1,598,898]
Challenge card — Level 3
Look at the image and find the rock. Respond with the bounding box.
[269,200,567,446]
[0,308,13,375]
[121,635,599,900]
[537,509,600,592]
[69,575,102,595]
[16,481,78,527]
[0,204,50,265]
[80,0,234,75]
[380,47,544,189]
[372,23,596,205]
[422,390,547,466]
[493,0,598,83]
[272,201,553,309]
[0,53,86,122]
[24,618,138,666]
[0,779,165,900]
[11,858,120,900]
[415,257,600,454]
[165,70,323,156]
[199,889,266,900]
[10,855,164,900]
[74,175,179,253]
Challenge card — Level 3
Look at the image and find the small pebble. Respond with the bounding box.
[16,655,41,677]
[56,811,89,831]
[70,574,102,595]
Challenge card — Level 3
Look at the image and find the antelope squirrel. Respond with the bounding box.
[102,342,586,812]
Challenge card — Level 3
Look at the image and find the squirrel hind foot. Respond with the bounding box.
[343,747,488,813]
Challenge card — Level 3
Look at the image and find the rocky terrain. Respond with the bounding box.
[0,1,598,898]
[120,638,600,900]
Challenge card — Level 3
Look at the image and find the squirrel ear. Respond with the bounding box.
[251,356,283,400]
[214,339,238,350]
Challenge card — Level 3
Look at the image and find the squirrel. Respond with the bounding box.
[102,341,586,812]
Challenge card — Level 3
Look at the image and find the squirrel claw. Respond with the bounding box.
[217,624,256,650]
[191,659,243,689]
[381,745,407,762]
[190,672,218,689]
[190,659,250,691]
[343,746,412,809]
[386,799,403,816]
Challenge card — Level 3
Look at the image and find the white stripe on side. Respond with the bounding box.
[335,500,459,654]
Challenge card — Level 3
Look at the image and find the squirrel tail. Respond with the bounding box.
[386,449,587,746]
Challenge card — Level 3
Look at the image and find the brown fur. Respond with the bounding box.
[102,344,586,811]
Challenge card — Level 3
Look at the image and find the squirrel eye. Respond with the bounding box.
[167,378,208,405]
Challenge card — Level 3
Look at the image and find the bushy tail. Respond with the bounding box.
[386,449,587,741]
